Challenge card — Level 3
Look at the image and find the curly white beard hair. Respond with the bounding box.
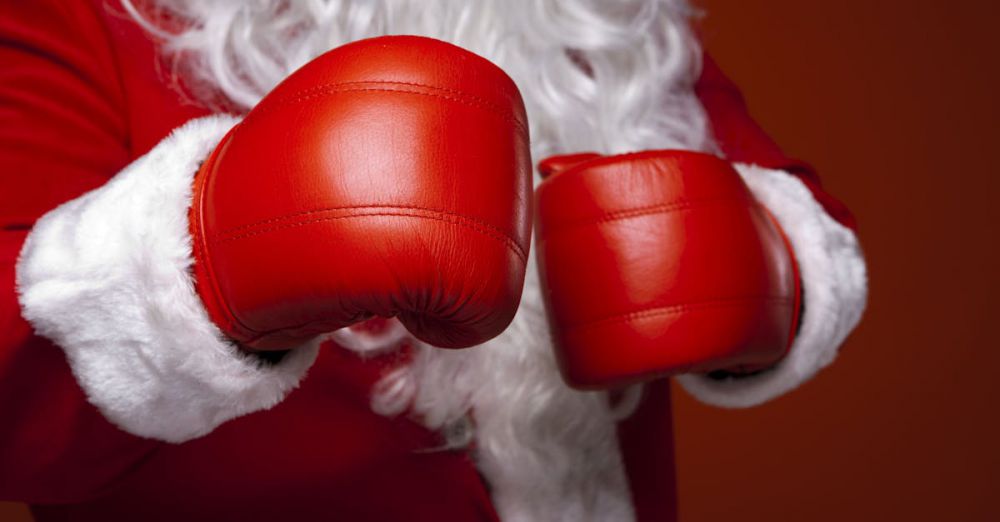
[124,1,716,520]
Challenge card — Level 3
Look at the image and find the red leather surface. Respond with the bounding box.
[536,151,800,388]
[190,36,532,349]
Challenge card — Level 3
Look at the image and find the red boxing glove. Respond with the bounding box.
[190,36,532,350]
[535,151,801,389]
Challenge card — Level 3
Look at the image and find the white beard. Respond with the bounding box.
[126,0,714,158]
[127,1,714,520]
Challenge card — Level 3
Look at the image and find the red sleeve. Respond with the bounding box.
[695,53,858,231]
[0,1,158,503]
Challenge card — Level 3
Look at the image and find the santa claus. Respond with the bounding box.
[0,1,867,520]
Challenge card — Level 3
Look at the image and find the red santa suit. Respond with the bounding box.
[0,1,866,521]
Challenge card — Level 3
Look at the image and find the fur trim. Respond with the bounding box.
[676,164,868,408]
[15,115,321,443]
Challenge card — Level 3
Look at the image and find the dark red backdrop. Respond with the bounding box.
[2,0,997,520]
[673,1,1000,520]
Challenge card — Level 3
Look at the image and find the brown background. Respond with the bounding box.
[674,0,1000,520]
[2,0,998,520]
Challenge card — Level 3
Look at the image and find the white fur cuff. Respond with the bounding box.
[15,115,321,443]
[676,163,868,408]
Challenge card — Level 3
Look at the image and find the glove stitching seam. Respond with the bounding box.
[540,195,754,235]
[209,206,528,263]
[543,149,730,179]
[559,296,793,332]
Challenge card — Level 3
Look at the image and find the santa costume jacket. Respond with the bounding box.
[0,1,867,520]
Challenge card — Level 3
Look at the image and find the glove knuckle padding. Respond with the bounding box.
[535,151,799,388]
[191,36,532,349]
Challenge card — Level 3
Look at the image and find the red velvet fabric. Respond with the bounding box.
[696,54,858,231]
[0,1,855,520]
